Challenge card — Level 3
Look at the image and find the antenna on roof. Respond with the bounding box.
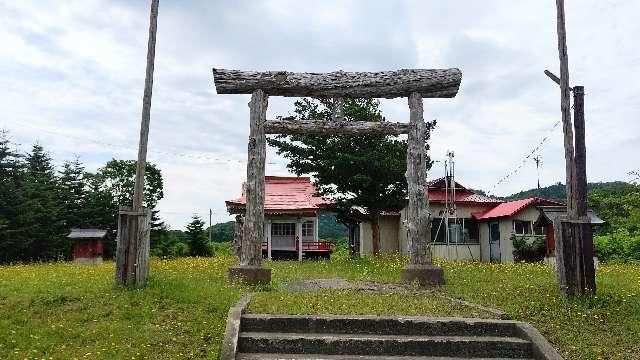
[533,155,542,189]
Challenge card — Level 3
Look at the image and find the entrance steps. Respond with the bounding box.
[231,314,561,360]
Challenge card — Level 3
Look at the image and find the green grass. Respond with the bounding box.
[0,254,638,359]
[440,261,640,360]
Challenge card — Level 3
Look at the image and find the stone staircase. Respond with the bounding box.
[231,314,561,360]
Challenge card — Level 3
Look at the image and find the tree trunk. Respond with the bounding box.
[212,68,462,98]
[371,212,381,256]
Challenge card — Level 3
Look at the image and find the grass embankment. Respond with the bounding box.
[0,254,638,359]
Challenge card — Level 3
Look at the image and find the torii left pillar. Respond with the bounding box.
[228,90,272,285]
[401,92,444,286]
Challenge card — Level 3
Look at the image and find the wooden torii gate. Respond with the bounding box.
[212,68,462,285]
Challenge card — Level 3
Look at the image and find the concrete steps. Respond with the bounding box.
[237,354,536,360]
[233,315,555,359]
[241,315,521,337]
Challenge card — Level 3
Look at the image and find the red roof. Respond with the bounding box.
[472,197,565,220]
[226,176,329,214]
[426,177,502,204]
[428,189,502,204]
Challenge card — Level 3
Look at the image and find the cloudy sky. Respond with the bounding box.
[1,0,638,228]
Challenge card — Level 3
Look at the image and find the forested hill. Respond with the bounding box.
[504,181,636,201]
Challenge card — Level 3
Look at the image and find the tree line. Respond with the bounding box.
[0,130,217,263]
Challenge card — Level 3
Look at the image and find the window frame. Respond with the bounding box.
[301,221,314,237]
[271,222,295,236]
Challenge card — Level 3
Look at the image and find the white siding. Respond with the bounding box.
[432,244,481,261]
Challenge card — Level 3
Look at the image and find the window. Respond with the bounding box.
[462,219,480,244]
[534,226,545,236]
[513,220,532,235]
[431,218,446,243]
[430,218,479,244]
[271,223,295,236]
[302,221,314,237]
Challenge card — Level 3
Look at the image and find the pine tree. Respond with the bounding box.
[58,157,87,229]
[0,130,25,262]
[17,143,67,261]
[185,215,211,257]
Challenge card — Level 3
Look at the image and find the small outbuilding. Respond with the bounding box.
[68,229,107,265]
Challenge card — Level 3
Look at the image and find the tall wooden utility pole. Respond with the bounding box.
[209,209,213,243]
[533,156,541,189]
[549,0,596,296]
[115,0,159,287]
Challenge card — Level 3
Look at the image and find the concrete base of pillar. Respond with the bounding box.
[229,265,271,285]
[401,263,445,286]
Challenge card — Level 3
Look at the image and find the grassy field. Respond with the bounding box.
[0,254,638,359]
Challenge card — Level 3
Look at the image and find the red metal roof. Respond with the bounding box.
[428,189,502,204]
[425,177,502,204]
[472,197,565,220]
[226,176,330,214]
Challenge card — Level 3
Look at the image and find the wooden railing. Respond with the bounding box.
[262,240,334,252]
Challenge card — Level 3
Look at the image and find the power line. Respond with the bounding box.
[2,119,284,166]
[486,119,562,196]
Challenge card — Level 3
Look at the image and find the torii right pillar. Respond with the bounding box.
[402,92,444,286]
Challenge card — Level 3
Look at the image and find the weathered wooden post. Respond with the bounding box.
[401,92,444,286]
[551,0,596,296]
[228,90,272,284]
[573,87,596,293]
[232,215,244,258]
[115,207,151,285]
[115,0,158,287]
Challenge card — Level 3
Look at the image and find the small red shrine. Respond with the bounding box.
[68,229,107,265]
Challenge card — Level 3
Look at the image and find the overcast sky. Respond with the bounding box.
[1,1,638,229]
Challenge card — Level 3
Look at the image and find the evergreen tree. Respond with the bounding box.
[17,143,67,261]
[58,157,86,229]
[150,223,189,258]
[185,215,211,257]
[0,130,25,262]
[268,98,435,255]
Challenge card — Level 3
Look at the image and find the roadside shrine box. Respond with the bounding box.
[68,229,107,265]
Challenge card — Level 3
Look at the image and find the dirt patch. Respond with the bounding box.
[280,278,408,292]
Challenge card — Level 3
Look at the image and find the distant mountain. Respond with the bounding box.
[319,212,348,240]
[504,181,636,201]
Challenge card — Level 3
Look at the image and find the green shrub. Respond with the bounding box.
[210,242,232,257]
[511,234,545,262]
[594,229,640,263]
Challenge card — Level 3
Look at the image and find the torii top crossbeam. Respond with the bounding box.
[212,68,462,98]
